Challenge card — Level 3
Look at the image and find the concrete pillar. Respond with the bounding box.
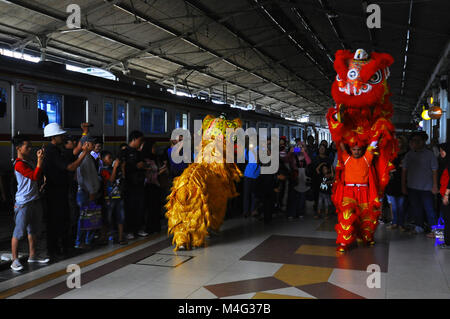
[440,75,448,143]
[11,83,15,161]
[423,119,430,143]
[173,77,178,94]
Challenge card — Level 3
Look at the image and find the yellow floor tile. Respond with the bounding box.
[295,244,337,257]
[274,264,333,286]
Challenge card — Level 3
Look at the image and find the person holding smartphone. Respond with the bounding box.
[287,144,311,219]
[143,141,167,234]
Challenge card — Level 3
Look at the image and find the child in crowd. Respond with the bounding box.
[11,136,49,271]
[100,151,127,245]
[315,163,333,219]
[91,141,103,172]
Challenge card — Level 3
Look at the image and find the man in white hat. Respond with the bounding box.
[42,123,89,258]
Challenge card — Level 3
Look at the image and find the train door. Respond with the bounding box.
[0,81,10,134]
[0,81,11,163]
[115,99,126,139]
[103,98,115,142]
[103,97,127,142]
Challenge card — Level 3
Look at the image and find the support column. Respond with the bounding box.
[126,102,130,143]
[423,118,430,142]
[440,75,448,143]
[10,83,15,161]
[173,77,178,94]
[37,36,49,62]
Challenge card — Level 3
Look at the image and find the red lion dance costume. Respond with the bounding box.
[326,49,398,252]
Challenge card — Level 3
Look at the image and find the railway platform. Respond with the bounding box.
[0,202,449,300]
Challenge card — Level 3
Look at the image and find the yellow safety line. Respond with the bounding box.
[0,234,161,299]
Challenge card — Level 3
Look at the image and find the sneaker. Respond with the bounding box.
[287,216,294,220]
[126,233,135,240]
[439,243,450,249]
[28,255,50,264]
[414,226,424,234]
[10,259,23,271]
[137,230,149,237]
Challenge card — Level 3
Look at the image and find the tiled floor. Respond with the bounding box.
[1,205,450,299]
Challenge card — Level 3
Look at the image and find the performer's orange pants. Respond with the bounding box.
[335,185,380,246]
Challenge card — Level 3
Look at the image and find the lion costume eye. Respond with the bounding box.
[347,69,358,80]
[368,70,382,84]
[336,74,342,81]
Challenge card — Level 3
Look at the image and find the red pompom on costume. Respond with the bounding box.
[326,49,398,252]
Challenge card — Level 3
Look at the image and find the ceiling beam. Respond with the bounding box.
[3,0,327,115]
[10,0,123,51]
[252,0,333,81]
[183,0,331,104]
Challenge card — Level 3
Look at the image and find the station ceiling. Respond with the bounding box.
[0,0,449,119]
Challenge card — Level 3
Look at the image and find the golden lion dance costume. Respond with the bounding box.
[326,49,398,252]
[165,115,242,251]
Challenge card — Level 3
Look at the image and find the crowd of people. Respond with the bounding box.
[237,131,450,248]
[9,122,184,271]
[240,135,336,223]
[8,123,450,271]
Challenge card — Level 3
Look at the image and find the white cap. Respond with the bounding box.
[44,122,66,137]
[354,48,369,60]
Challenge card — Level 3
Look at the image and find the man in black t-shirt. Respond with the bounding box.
[119,130,148,240]
[62,135,81,246]
[42,123,89,258]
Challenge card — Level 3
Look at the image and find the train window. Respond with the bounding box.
[0,88,7,117]
[291,128,297,139]
[152,108,166,134]
[117,103,125,127]
[37,92,62,128]
[141,106,152,134]
[104,102,113,125]
[175,112,188,130]
[141,106,167,134]
[64,95,86,129]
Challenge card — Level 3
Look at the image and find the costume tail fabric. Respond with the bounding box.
[165,115,242,251]
[165,162,241,251]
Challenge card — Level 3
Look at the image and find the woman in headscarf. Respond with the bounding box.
[438,142,450,248]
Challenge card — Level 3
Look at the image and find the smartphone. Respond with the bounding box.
[294,147,301,153]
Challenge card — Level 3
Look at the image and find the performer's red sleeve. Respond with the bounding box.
[14,161,42,181]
